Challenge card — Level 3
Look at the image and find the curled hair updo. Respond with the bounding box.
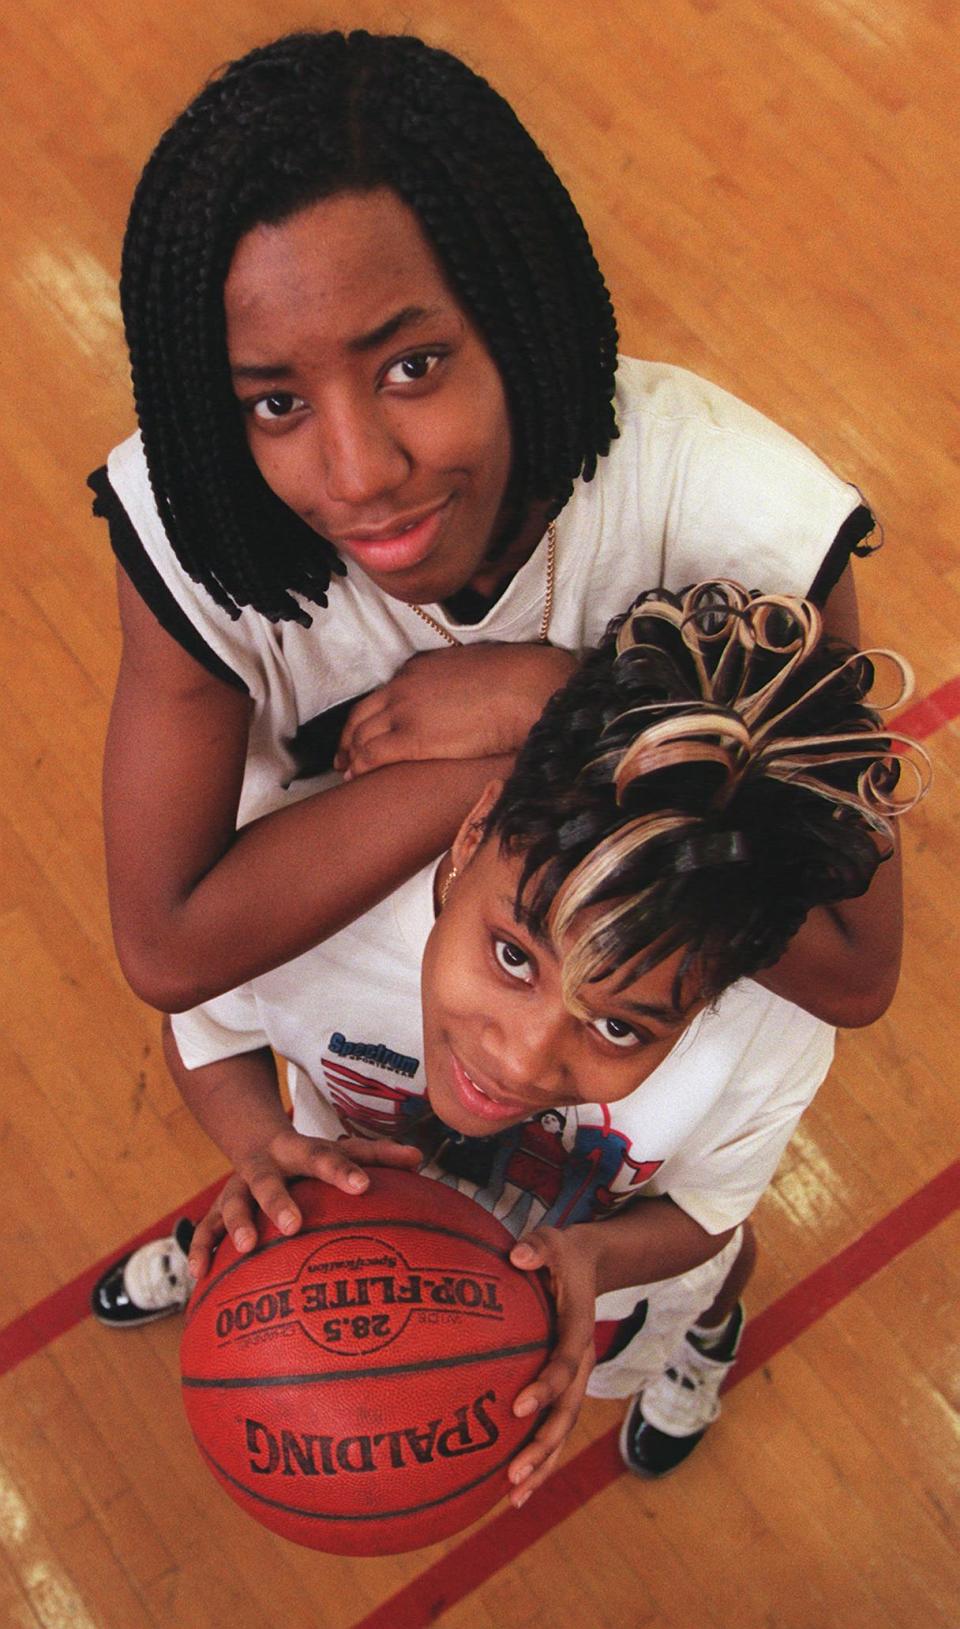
[121,30,619,624]
[488,581,929,1011]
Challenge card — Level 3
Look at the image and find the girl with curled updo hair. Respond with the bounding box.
[95,583,926,1499]
[487,580,926,1010]
[93,27,897,1032]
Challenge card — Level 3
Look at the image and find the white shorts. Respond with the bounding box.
[586,1227,743,1400]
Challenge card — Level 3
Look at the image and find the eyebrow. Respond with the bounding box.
[506,895,552,948]
[230,361,296,381]
[617,998,685,1025]
[347,304,443,353]
[229,305,446,379]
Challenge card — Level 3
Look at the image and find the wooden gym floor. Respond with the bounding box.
[1,1,957,1625]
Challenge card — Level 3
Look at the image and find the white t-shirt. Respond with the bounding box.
[102,358,868,829]
[171,863,835,1243]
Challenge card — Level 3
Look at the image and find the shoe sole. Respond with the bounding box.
[91,1304,185,1328]
[617,1397,700,1480]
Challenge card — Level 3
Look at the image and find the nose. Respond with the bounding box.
[319,395,411,510]
[481,1008,569,1100]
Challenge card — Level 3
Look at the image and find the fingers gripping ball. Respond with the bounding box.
[180,1169,555,1553]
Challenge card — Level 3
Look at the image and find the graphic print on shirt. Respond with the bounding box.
[321,1047,425,1140]
[320,1037,663,1234]
[422,1107,665,1239]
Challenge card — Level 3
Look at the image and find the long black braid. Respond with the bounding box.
[121,30,619,624]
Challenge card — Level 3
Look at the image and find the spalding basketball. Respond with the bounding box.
[180,1168,555,1554]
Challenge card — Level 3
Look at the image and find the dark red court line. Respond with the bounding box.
[0,1181,223,1378]
[349,1158,960,1629]
[892,673,960,741]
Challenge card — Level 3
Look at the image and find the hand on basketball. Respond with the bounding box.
[187,1129,422,1280]
[334,644,576,777]
[503,1224,598,1508]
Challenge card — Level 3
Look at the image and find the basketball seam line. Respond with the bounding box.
[181,1336,551,1389]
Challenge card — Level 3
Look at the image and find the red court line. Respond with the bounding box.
[349,1158,960,1629]
[0,1181,223,1378]
[892,673,960,740]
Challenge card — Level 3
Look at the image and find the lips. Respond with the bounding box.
[445,1051,532,1126]
[331,498,452,577]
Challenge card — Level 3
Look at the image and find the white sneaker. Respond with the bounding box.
[619,1302,745,1477]
[91,1219,196,1328]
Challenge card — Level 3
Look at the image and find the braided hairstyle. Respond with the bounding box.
[121,30,619,624]
[488,581,928,1012]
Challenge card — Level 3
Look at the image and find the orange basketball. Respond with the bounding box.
[180,1168,555,1553]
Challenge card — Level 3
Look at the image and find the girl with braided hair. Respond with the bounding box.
[95,584,927,1497]
[92,28,897,1039]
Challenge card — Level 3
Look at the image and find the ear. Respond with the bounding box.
[451,780,503,870]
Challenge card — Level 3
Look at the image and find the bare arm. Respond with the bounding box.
[560,1194,735,1296]
[755,564,904,1026]
[160,1018,420,1278]
[103,566,509,1010]
[755,844,903,1026]
[334,642,578,777]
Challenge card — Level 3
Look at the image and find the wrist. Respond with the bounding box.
[217,1110,290,1171]
[569,1208,664,1298]
[563,1221,606,1296]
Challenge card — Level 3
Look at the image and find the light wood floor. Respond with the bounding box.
[1,1,958,1625]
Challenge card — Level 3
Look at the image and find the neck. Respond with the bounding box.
[464,502,551,598]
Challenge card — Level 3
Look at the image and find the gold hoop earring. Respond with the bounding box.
[439,865,459,909]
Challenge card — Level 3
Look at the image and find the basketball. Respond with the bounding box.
[179,1168,555,1554]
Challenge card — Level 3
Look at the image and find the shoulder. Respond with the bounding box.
[572,357,869,603]
[611,357,848,476]
[687,980,836,1119]
[618,980,833,1133]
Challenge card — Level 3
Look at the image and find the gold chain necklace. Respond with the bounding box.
[408,521,556,647]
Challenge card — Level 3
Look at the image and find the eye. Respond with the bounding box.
[248,392,307,422]
[589,1016,641,1049]
[383,350,443,386]
[493,937,534,984]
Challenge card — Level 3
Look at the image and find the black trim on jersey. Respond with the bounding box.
[808,503,877,606]
[87,465,249,695]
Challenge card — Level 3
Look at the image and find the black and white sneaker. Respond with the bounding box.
[619,1302,745,1477]
[91,1219,196,1328]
